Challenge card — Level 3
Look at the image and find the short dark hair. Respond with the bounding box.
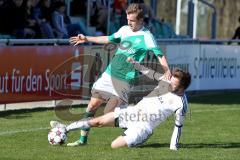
[126,3,144,20]
[172,68,191,90]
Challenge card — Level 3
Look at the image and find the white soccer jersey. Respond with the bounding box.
[109,25,160,51]
[146,92,187,130]
[117,92,188,130]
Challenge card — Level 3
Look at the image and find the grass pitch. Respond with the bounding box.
[0,92,240,160]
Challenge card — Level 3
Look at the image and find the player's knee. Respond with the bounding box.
[87,98,103,111]
[87,103,97,111]
[111,141,119,149]
[111,137,127,149]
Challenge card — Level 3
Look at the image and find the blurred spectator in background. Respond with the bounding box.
[70,0,86,17]
[111,0,128,31]
[30,0,55,38]
[114,0,127,14]
[131,0,176,39]
[130,0,144,2]
[69,0,92,36]
[51,1,85,38]
[229,16,240,44]
[0,0,8,36]
[6,0,35,38]
[39,0,52,23]
[0,0,176,39]
[25,0,38,37]
[90,0,109,35]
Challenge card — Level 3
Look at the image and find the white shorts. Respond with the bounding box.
[114,105,153,147]
[92,72,130,102]
[123,126,152,147]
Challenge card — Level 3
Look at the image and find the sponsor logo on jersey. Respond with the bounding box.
[126,48,136,54]
[134,38,141,44]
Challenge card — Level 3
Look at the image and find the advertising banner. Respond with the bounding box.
[0,46,84,103]
[166,44,240,91]
[1,44,239,104]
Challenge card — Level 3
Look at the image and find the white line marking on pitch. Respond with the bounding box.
[0,127,49,136]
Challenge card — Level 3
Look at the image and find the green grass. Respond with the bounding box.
[1,92,240,160]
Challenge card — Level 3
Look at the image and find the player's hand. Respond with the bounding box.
[69,34,87,46]
[126,57,135,63]
[163,69,171,81]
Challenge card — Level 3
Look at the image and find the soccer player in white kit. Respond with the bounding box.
[50,59,191,150]
[67,3,171,146]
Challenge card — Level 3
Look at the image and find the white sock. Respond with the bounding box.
[66,120,90,132]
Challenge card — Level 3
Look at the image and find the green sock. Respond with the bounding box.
[82,112,94,132]
[84,111,94,118]
[80,135,88,143]
[79,112,94,143]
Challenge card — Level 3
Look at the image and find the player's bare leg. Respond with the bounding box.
[104,96,124,114]
[89,112,115,127]
[65,112,115,132]
[111,136,128,148]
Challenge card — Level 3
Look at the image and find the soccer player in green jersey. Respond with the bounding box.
[67,3,171,146]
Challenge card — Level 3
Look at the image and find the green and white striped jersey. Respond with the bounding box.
[105,25,163,82]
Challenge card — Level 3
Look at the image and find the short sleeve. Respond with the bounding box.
[108,26,126,43]
[145,33,163,57]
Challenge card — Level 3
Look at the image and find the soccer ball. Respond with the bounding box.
[48,127,67,145]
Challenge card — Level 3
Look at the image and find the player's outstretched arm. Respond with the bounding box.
[157,55,171,80]
[127,57,167,82]
[69,34,110,46]
[170,109,185,150]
